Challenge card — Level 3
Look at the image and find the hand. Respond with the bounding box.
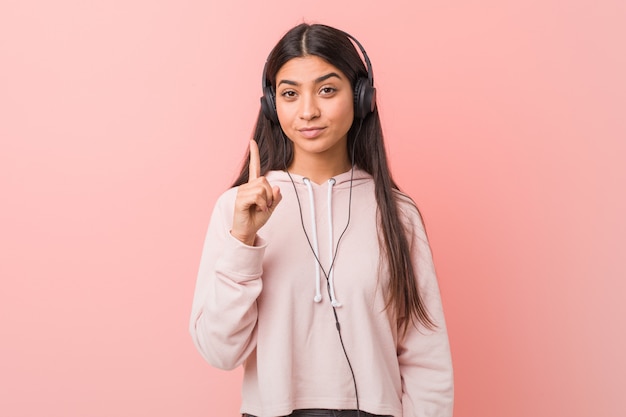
[231,140,282,246]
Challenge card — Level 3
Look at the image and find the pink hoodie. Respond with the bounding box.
[189,168,453,417]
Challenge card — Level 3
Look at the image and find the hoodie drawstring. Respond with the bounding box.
[303,177,322,303]
[327,178,341,307]
[303,177,341,307]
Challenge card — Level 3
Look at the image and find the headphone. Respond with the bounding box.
[260,30,377,124]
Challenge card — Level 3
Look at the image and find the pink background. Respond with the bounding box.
[1,1,625,416]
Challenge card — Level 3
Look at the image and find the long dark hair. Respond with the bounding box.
[232,23,434,334]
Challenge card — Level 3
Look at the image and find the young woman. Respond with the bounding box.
[190,23,454,417]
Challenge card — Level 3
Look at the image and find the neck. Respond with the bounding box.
[288,153,352,185]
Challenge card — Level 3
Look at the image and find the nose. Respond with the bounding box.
[299,93,320,121]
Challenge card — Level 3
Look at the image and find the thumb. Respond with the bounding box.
[269,186,282,210]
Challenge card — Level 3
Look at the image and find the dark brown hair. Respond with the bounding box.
[232,23,434,334]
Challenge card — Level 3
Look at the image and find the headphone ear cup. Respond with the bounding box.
[353,77,377,119]
[260,86,279,124]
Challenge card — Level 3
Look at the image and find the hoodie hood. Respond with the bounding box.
[264,167,372,188]
[265,167,373,307]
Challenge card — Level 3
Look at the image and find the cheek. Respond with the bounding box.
[331,100,355,129]
[276,105,294,128]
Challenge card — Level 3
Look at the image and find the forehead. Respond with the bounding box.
[276,55,347,82]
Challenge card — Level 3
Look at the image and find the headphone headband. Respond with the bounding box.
[339,30,375,91]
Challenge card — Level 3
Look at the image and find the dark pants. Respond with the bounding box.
[243,410,393,417]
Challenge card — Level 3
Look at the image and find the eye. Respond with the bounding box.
[280,90,297,99]
[320,87,336,95]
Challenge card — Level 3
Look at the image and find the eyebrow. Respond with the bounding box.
[277,72,342,87]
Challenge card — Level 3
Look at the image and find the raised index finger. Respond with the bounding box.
[248,139,261,182]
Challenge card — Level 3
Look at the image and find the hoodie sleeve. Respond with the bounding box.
[397,201,454,417]
[189,189,266,370]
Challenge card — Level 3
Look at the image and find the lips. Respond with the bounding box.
[298,127,326,139]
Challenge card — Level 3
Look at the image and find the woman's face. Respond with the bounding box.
[275,55,354,165]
